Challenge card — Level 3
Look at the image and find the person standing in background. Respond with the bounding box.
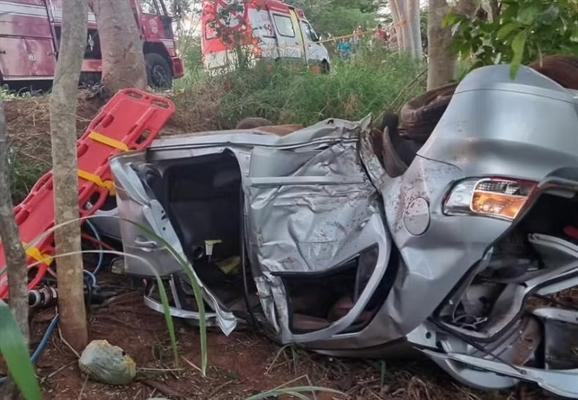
[337,38,352,60]
[374,24,388,46]
[352,26,363,46]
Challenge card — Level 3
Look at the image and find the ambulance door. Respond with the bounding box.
[300,19,325,63]
[270,8,305,61]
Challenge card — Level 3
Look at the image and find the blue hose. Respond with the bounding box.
[83,270,97,287]
[30,316,59,363]
[0,221,105,385]
[0,315,59,385]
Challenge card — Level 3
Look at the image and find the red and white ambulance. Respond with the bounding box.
[201,0,330,73]
[0,0,184,89]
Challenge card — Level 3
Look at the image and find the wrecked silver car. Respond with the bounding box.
[107,64,578,397]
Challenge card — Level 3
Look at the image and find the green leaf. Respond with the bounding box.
[479,21,498,34]
[497,22,520,40]
[0,300,42,400]
[571,26,578,42]
[536,4,561,25]
[510,30,527,79]
[517,5,541,25]
[501,3,520,22]
[442,12,460,28]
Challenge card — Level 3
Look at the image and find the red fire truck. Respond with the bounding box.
[0,0,184,89]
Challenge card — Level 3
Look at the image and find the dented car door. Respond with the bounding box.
[243,117,393,343]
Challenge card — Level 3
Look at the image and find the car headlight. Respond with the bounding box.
[443,178,537,220]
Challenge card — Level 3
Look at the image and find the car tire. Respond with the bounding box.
[235,117,273,129]
[399,82,458,143]
[321,60,330,74]
[145,53,173,90]
[529,55,578,90]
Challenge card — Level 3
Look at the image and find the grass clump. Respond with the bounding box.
[8,147,48,202]
[171,46,427,131]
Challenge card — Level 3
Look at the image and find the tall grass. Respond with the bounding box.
[171,46,427,131]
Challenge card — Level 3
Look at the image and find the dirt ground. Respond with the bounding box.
[2,95,566,400]
[26,273,546,400]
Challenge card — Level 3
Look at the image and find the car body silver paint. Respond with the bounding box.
[111,117,391,344]
[108,64,578,397]
[371,65,578,343]
[419,65,578,179]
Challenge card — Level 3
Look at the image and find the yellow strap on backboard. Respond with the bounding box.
[88,131,129,152]
[22,243,53,265]
[78,169,116,195]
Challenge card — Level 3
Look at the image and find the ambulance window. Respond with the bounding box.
[141,0,161,15]
[301,21,319,42]
[273,14,295,37]
[301,21,311,40]
[205,21,218,40]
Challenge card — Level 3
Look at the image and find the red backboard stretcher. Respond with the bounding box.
[0,88,175,299]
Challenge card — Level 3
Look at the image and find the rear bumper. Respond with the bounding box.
[171,57,184,79]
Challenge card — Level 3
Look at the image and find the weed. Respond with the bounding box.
[7,147,48,203]
[170,47,427,132]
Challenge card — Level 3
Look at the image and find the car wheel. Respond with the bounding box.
[145,53,173,90]
[321,60,330,74]
[235,117,273,129]
[399,82,458,143]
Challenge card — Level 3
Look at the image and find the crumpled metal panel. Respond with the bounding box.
[242,117,391,341]
[112,117,390,343]
[246,143,377,274]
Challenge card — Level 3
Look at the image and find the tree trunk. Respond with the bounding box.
[427,0,455,90]
[489,0,500,22]
[408,0,423,58]
[398,1,413,54]
[49,0,89,352]
[391,0,422,58]
[91,0,147,94]
[390,0,407,52]
[457,0,478,17]
[427,0,478,90]
[0,101,29,400]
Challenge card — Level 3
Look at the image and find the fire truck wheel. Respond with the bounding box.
[145,53,173,90]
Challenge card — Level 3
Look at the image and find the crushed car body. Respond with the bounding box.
[107,64,578,397]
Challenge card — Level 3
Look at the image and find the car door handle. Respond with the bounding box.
[0,50,6,54]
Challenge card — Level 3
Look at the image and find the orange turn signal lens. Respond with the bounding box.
[471,191,527,219]
[444,178,536,220]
